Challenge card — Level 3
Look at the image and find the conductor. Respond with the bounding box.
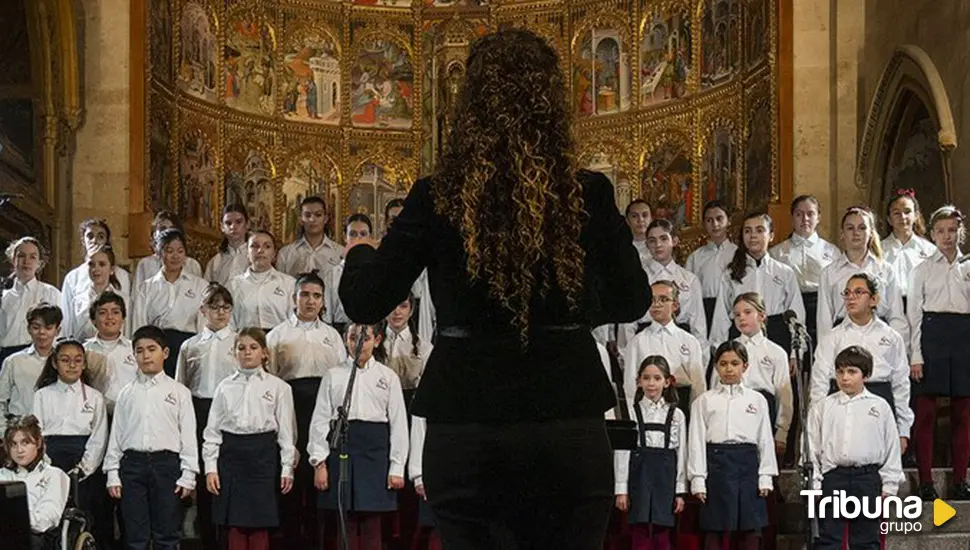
[339,28,651,549]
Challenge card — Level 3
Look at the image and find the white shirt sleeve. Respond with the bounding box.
[276,383,298,479]
[687,396,708,495]
[0,359,14,418]
[907,267,926,364]
[890,332,913,439]
[673,408,688,494]
[104,406,123,488]
[773,347,795,442]
[687,337,707,404]
[60,285,76,339]
[806,400,824,490]
[202,387,226,475]
[879,409,903,496]
[386,372,409,479]
[810,336,835,406]
[755,393,779,490]
[816,267,836,344]
[80,394,109,478]
[32,468,69,533]
[307,372,333,466]
[408,415,426,486]
[882,269,910,356]
[131,282,148,334]
[176,388,199,490]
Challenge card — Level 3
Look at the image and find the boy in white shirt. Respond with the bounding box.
[807,345,902,550]
[84,291,137,413]
[0,302,60,419]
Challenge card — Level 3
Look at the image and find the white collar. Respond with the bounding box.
[790,232,820,246]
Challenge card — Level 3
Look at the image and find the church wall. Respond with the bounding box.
[862,0,970,215]
[71,0,131,267]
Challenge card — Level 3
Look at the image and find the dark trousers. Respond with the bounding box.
[281,377,321,548]
[192,397,217,549]
[423,417,613,550]
[119,450,183,550]
[814,465,881,550]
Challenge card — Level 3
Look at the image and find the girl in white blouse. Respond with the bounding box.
[132,228,209,377]
[686,200,737,331]
[382,293,433,399]
[0,415,69,548]
[61,245,128,340]
[61,219,131,314]
[710,212,804,355]
[135,211,203,289]
[0,237,61,363]
[32,338,110,545]
[227,230,296,331]
[205,203,251,286]
[882,190,936,304]
[203,327,296,549]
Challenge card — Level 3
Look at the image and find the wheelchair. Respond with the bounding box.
[58,469,96,550]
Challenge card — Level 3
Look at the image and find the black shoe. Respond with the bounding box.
[918,482,940,501]
[952,482,970,500]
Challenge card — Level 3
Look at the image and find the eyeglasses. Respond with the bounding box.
[841,289,872,299]
[56,357,85,366]
[206,304,232,313]
[652,295,675,304]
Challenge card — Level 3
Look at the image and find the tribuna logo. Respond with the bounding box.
[801,490,923,533]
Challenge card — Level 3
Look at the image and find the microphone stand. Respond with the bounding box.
[327,328,367,550]
[789,320,818,546]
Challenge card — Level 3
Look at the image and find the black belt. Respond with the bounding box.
[437,324,587,339]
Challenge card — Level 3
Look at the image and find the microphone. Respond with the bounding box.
[783,309,809,359]
[783,309,802,331]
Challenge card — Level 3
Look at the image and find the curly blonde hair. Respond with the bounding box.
[432,28,586,343]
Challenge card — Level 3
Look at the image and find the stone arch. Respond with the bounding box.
[857,46,957,214]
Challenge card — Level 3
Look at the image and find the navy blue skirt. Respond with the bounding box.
[212,431,280,528]
[699,443,767,532]
[915,312,970,396]
[318,420,397,512]
[629,447,677,526]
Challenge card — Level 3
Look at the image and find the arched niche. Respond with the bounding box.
[858,46,957,214]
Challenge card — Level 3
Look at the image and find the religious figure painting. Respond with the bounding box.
[148,108,173,212]
[225,20,276,116]
[282,30,341,125]
[884,101,946,212]
[701,0,739,89]
[178,2,217,103]
[640,9,691,107]
[586,152,633,213]
[574,30,631,117]
[282,156,339,242]
[745,102,772,211]
[351,41,415,129]
[747,0,768,69]
[180,133,218,228]
[225,150,275,234]
[149,0,173,86]
[700,127,737,213]
[641,141,693,228]
[348,163,408,234]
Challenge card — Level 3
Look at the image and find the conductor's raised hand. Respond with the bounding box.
[206,473,221,495]
[343,237,380,258]
[315,464,329,491]
[388,475,405,490]
[108,485,122,499]
[615,495,629,511]
[694,492,706,503]
[281,476,294,495]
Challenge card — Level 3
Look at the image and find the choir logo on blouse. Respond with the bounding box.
[185,289,196,299]
[760,356,774,368]
[823,251,834,261]
[745,403,758,414]
[868,406,880,418]
[920,250,931,259]
[35,476,49,490]
[164,392,178,406]
[81,401,95,414]
[772,275,784,286]
[677,281,690,292]
[274,287,285,296]
[124,355,136,366]
[878,336,893,347]
[679,344,691,356]
[376,377,389,391]
[262,391,274,403]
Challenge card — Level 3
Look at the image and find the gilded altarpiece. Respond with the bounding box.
[140,0,784,260]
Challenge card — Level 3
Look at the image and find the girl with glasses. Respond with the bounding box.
[809,273,911,460]
[817,206,908,349]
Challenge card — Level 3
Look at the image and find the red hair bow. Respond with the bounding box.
[895,188,916,198]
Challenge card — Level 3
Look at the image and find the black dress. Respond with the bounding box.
[339,170,650,549]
